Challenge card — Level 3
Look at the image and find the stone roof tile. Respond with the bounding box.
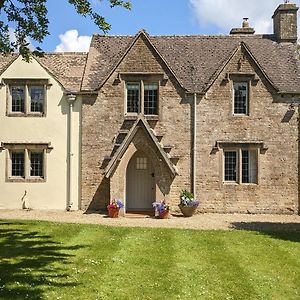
[82,34,300,93]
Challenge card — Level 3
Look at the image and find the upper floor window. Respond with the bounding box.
[5,80,47,116]
[126,81,158,115]
[233,82,248,115]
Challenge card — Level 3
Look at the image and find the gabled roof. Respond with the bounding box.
[82,33,300,94]
[37,53,87,92]
[0,53,87,92]
[104,115,178,178]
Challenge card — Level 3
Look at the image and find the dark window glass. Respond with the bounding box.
[242,150,257,183]
[144,83,158,115]
[127,83,140,113]
[234,82,248,114]
[11,86,25,112]
[224,151,237,181]
[11,152,24,177]
[30,86,44,112]
[30,152,44,177]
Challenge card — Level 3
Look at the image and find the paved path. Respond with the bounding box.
[1,209,300,231]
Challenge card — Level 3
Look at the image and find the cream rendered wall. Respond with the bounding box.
[0,56,81,210]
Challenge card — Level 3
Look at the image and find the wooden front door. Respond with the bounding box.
[126,151,155,211]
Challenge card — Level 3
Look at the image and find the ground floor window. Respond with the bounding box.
[224,149,257,184]
[2,144,48,182]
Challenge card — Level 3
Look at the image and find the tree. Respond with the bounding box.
[0,0,131,61]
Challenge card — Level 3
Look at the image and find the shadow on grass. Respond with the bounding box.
[231,222,300,243]
[0,221,83,299]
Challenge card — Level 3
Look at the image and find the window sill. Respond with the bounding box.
[223,182,258,186]
[232,114,249,118]
[124,114,159,121]
[7,113,45,117]
[6,177,46,183]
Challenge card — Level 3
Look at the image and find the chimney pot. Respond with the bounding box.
[242,18,250,28]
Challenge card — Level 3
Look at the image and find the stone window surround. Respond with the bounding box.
[213,141,268,186]
[1,79,51,117]
[0,142,53,183]
[225,73,259,117]
[223,148,258,185]
[120,73,167,119]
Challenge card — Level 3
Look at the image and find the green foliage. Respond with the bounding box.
[0,0,131,61]
[1,220,300,299]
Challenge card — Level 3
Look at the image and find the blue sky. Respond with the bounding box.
[6,0,300,52]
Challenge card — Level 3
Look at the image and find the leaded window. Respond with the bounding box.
[11,86,25,112]
[242,150,257,183]
[136,157,147,170]
[30,152,44,177]
[234,82,248,114]
[29,86,44,113]
[11,152,25,177]
[224,151,237,182]
[144,83,158,115]
[224,148,258,184]
[127,83,140,113]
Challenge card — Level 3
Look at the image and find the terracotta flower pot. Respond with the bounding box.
[159,210,169,219]
[178,204,198,217]
[108,207,120,218]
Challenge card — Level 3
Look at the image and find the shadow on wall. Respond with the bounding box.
[231,222,300,243]
[85,177,110,212]
[0,221,83,299]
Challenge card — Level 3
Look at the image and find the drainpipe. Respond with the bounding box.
[192,92,197,198]
[66,93,77,211]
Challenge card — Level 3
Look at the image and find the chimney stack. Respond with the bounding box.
[272,2,298,43]
[230,18,255,35]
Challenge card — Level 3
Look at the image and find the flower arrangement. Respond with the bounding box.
[152,200,170,214]
[107,199,124,210]
[179,190,199,207]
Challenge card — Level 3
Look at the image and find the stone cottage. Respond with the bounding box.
[0,3,299,214]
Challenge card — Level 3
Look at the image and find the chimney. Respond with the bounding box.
[272,2,298,43]
[230,18,255,35]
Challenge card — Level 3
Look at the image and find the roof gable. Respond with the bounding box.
[104,115,177,178]
[83,30,183,91]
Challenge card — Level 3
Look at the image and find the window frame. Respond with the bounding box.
[223,147,258,185]
[125,79,159,116]
[232,81,249,116]
[5,79,48,117]
[5,144,47,182]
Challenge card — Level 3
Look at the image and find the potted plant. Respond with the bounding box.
[178,190,199,217]
[107,199,124,218]
[152,201,170,219]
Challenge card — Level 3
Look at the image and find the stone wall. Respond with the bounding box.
[196,46,299,214]
[81,35,191,210]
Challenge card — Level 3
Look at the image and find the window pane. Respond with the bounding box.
[234,82,248,114]
[30,152,44,177]
[11,152,24,177]
[242,150,257,183]
[127,83,140,113]
[136,157,147,170]
[11,86,25,112]
[30,86,44,112]
[144,83,158,115]
[224,151,237,181]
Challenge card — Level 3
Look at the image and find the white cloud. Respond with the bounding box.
[8,27,35,51]
[55,30,91,52]
[189,0,299,36]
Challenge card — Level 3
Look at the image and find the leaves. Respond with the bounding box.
[0,0,131,61]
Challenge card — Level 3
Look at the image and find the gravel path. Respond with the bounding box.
[1,209,300,231]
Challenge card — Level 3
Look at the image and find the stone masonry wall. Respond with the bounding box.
[81,35,191,210]
[196,46,299,214]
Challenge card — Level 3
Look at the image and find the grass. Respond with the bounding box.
[0,220,300,300]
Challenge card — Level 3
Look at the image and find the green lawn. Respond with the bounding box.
[0,220,300,300]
